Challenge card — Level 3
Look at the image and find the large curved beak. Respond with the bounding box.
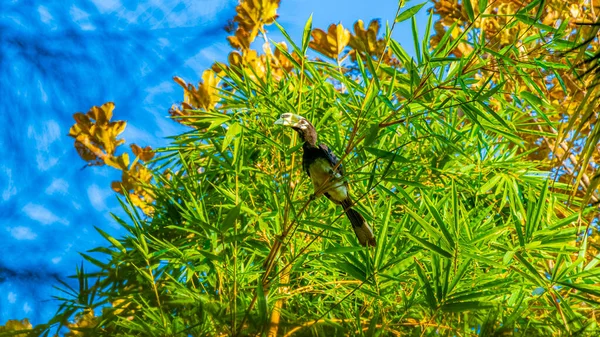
[274,113,304,127]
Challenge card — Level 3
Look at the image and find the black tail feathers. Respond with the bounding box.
[341,199,376,247]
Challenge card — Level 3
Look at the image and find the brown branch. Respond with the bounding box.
[267,261,290,337]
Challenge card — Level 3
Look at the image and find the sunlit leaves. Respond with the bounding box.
[69,102,125,166]
[221,41,297,87]
[349,20,382,57]
[227,27,252,50]
[431,0,600,207]
[228,49,268,81]
[111,160,155,216]
[173,69,221,112]
[104,152,129,170]
[227,0,281,50]
[111,297,138,320]
[348,19,397,65]
[0,319,32,336]
[69,102,156,216]
[64,309,100,337]
[309,23,351,59]
[395,2,427,23]
[130,143,155,162]
[170,70,224,128]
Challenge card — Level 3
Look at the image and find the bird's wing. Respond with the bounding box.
[319,143,345,177]
[303,153,311,177]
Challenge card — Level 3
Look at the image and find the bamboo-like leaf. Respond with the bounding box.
[405,232,452,258]
[302,14,313,54]
[364,147,409,163]
[94,226,126,253]
[395,2,426,23]
[441,301,494,312]
[423,194,455,248]
[415,259,437,308]
[463,0,475,22]
[256,280,268,325]
[221,203,242,232]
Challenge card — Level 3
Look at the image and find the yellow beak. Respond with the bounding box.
[274,113,304,127]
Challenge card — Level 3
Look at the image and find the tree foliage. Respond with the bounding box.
[431,0,600,207]
[5,0,600,336]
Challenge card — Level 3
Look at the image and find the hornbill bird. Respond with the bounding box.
[274,113,376,247]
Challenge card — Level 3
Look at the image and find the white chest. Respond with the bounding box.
[308,158,348,202]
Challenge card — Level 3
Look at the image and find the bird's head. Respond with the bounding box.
[274,113,310,129]
[274,113,316,145]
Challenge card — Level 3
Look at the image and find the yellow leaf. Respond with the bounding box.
[110,120,127,138]
[70,102,127,166]
[131,143,155,162]
[1,318,32,337]
[129,193,154,216]
[228,0,281,50]
[87,102,114,125]
[176,71,221,111]
[74,140,100,163]
[105,153,129,170]
[100,102,114,121]
[349,19,384,58]
[68,123,82,138]
[228,51,243,68]
[94,126,114,154]
[334,24,350,56]
[173,76,187,89]
[87,105,104,125]
[309,23,350,59]
[111,181,124,194]
[73,112,91,128]
[198,69,221,110]
[227,28,251,50]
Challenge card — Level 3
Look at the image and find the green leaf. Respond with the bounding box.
[463,0,475,22]
[95,226,126,253]
[405,232,452,258]
[324,246,363,254]
[415,260,437,308]
[302,14,313,54]
[411,16,421,65]
[423,194,455,248]
[395,2,426,23]
[363,123,380,147]
[256,280,268,324]
[222,122,241,151]
[441,301,494,312]
[337,261,367,282]
[364,147,410,163]
[479,0,488,13]
[404,207,443,240]
[80,253,109,269]
[221,203,242,232]
[558,282,600,297]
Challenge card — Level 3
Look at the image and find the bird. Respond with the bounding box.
[274,113,376,247]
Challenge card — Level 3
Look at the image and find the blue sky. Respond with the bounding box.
[0,0,428,326]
